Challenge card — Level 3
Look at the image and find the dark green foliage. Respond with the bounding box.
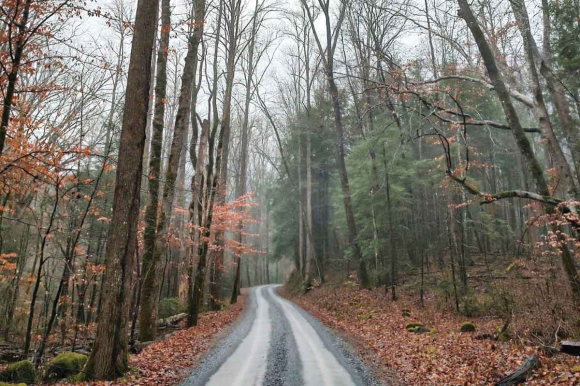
[551,0,580,74]
[285,269,305,296]
[157,297,187,319]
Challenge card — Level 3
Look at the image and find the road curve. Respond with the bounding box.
[181,285,382,386]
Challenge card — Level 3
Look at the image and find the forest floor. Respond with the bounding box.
[57,295,246,386]
[284,281,580,386]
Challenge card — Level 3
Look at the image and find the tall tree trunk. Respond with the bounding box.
[188,0,222,327]
[84,0,158,378]
[24,186,60,355]
[214,0,242,306]
[298,131,305,277]
[138,0,171,342]
[232,0,261,303]
[304,130,316,285]
[230,58,252,302]
[302,0,369,288]
[187,120,208,327]
[142,24,159,184]
[384,151,397,300]
[190,81,230,326]
[328,75,369,288]
[181,0,207,327]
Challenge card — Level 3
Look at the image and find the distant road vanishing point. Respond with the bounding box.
[181,285,381,386]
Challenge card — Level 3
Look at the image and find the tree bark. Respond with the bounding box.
[188,0,223,327]
[84,0,158,378]
[138,0,171,342]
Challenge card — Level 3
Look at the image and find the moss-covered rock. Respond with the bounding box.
[460,322,476,332]
[69,372,85,382]
[0,360,35,384]
[405,322,424,330]
[0,382,27,386]
[43,352,88,381]
[406,322,429,333]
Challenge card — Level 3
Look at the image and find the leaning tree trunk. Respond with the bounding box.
[84,0,158,378]
[539,0,580,185]
[457,0,580,300]
[509,0,579,201]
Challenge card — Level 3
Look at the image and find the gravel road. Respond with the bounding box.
[181,285,382,386]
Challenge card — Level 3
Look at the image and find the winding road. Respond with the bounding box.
[181,285,381,386]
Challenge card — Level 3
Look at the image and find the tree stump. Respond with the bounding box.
[495,355,540,386]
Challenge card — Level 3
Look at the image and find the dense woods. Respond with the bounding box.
[0,0,580,382]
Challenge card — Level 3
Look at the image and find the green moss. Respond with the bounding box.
[498,330,513,342]
[0,383,27,386]
[43,352,88,381]
[69,372,85,382]
[0,360,36,384]
[406,322,429,333]
[460,322,476,332]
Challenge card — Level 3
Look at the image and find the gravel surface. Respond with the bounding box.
[181,285,384,386]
